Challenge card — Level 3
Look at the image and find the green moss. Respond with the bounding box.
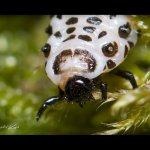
[0,15,150,134]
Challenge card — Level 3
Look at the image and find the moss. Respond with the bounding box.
[0,15,150,134]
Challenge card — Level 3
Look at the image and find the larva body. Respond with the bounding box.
[44,15,137,90]
[37,15,138,121]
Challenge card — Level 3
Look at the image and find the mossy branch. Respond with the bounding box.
[94,71,150,135]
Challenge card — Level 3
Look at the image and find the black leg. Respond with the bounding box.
[100,81,107,101]
[36,96,61,121]
[114,69,137,89]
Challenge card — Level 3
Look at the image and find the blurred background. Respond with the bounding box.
[0,15,150,134]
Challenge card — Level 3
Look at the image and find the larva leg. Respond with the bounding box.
[36,96,61,121]
[100,81,107,101]
[114,69,137,89]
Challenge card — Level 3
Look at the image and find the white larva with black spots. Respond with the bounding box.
[44,15,137,91]
[37,15,138,121]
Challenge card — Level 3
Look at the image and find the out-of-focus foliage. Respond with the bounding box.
[0,15,150,134]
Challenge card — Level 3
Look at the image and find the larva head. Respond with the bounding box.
[65,75,93,103]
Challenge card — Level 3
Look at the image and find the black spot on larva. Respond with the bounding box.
[53,49,72,74]
[61,50,72,57]
[66,27,76,34]
[102,42,118,57]
[119,22,131,38]
[124,45,129,58]
[66,17,78,25]
[56,15,62,19]
[128,41,134,48]
[54,31,62,39]
[87,17,102,25]
[41,43,51,58]
[107,60,116,69]
[110,15,116,19]
[98,31,107,38]
[78,35,92,41]
[45,25,52,35]
[83,26,96,33]
[63,35,76,42]
[74,49,96,72]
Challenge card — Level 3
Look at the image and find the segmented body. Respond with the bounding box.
[43,15,137,91]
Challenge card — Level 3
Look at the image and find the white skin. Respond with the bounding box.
[45,15,138,90]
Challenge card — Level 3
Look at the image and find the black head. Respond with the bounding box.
[65,76,93,103]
